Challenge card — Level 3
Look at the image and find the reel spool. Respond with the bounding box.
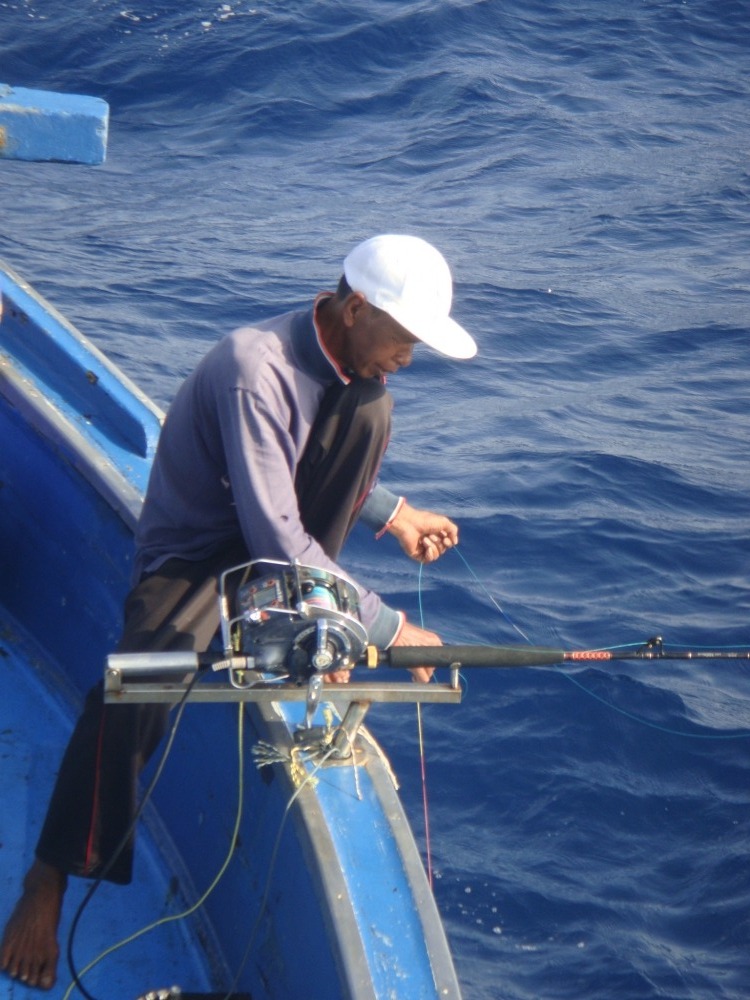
[220,560,368,687]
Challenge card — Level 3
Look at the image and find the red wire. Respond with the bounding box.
[416,703,433,888]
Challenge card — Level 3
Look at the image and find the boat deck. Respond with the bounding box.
[0,609,219,1000]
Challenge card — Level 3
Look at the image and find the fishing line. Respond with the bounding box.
[559,670,750,740]
[220,743,338,1000]
[416,563,434,887]
[64,679,245,1000]
[451,545,532,644]
[64,670,202,1000]
[66,699,244,1000]
[415,706,433,888]
[425,546,750,741]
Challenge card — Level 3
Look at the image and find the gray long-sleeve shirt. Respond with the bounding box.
[134,305,403,647]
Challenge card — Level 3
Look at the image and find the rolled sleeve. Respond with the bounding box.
[359,484,403,535]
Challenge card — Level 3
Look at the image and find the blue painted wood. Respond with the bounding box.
[0,84,108,164]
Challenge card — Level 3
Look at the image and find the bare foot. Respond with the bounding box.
[1,859,67,990]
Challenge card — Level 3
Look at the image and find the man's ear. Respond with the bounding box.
[342,291,368,328]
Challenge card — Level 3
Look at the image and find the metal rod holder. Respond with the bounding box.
[103,652,463,707]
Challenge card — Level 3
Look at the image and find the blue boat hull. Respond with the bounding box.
[0,262,461,999]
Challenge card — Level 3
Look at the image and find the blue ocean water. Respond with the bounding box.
[2,1,749,997]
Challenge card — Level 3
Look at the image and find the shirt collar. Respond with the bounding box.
[313,293,351,384]
[289,294,350,385]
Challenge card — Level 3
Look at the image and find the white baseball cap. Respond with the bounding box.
[343,234,477,360]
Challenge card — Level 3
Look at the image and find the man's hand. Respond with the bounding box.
[387,501,458,564]
[322,619,441,684]
[394,618,441,683]
[323,670,351,684]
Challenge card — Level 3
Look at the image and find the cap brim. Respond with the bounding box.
[387,306,477,359]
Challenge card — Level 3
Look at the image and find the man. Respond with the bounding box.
[1,233,477,990]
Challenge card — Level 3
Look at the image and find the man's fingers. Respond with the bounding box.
[418,532,453,561]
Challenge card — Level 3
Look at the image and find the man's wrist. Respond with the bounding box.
[375,496,406,540]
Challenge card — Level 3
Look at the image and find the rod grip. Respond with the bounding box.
[383,645,567,669]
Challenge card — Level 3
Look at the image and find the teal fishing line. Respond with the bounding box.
[559,671,750,740]
[417,562,468,694]
[422,546,750,741]
[452,546,532,644]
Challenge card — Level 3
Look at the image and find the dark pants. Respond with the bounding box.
[36,377,391,884]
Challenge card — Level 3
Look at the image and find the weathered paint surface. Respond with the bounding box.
[0,83,108,164]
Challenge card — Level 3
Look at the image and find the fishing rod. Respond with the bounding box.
[376,636,750,671]
[120,635,749,686]
[105,560,750,721]
[210,562,750,678]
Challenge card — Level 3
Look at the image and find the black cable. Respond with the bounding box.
[65,669,202,999]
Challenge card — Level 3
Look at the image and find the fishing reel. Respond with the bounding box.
[219,560,368,688]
